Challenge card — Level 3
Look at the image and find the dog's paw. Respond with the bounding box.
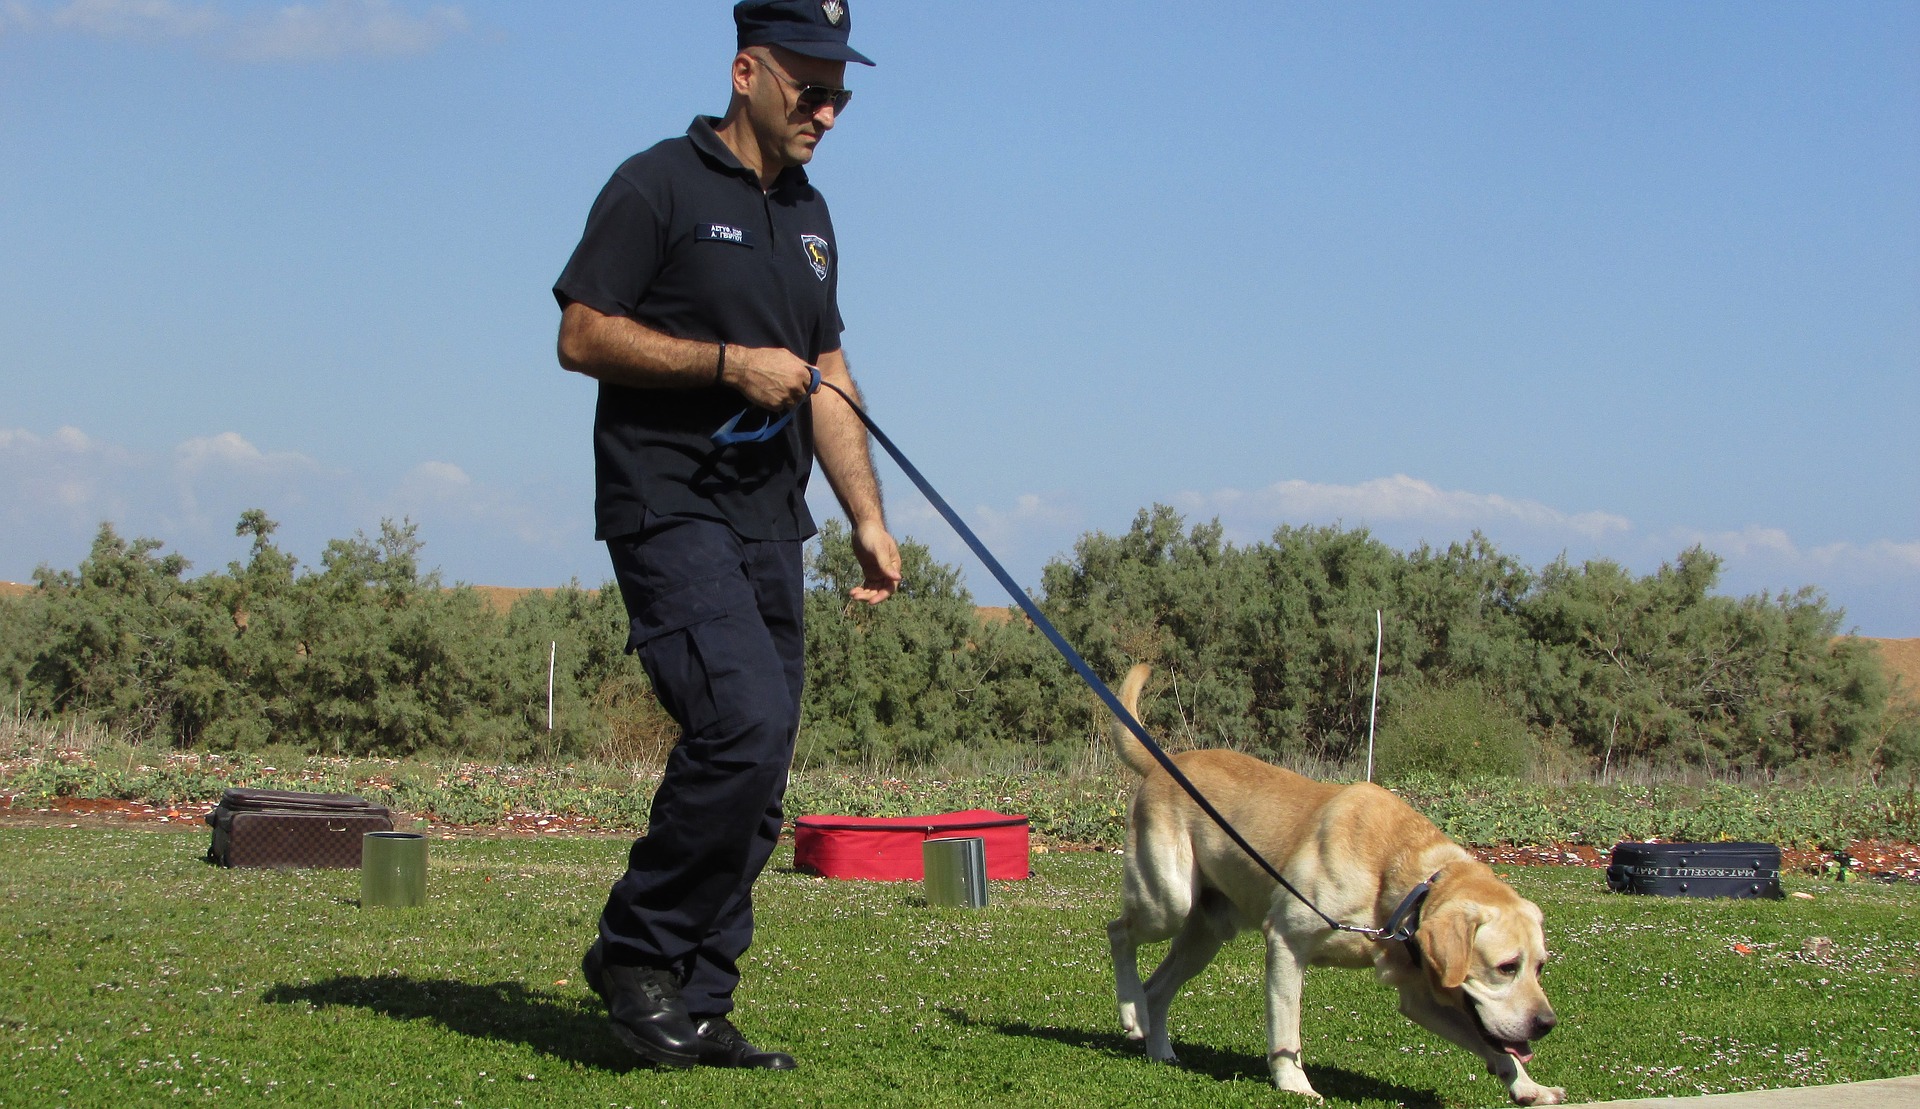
[1512,1083,1566,1106]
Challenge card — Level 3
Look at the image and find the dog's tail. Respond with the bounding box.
[1110,664,1160,777]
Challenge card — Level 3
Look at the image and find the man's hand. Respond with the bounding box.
[849,519,901,604]
[723,345,817,412]
[810,348,894,603]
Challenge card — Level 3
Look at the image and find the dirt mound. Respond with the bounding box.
[0,581,31,600]
[470,585,541,613]
[1860,638,1920,706]
[463,585,602,613]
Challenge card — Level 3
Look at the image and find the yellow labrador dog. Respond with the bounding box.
[1107,665,1563,1105]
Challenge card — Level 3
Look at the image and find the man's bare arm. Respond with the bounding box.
[557,301,814,412]
[812,348,901,604]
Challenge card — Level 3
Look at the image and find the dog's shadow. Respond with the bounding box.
[261,976,641,1071]
[941,1007,1443,1108]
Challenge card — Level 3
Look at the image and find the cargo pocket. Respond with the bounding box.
[624,574,734,653]
[636,613,790,758]
[633,576,783,738]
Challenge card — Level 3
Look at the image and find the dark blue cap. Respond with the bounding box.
[735,0,874,66]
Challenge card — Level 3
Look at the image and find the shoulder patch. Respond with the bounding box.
[801,234,830,281]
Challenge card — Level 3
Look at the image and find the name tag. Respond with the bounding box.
[697,223,754,246]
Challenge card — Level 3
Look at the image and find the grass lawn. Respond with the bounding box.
[3,824,1918,1108]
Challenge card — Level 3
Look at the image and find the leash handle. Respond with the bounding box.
[811,378,1387,938]
[711,365,822,446]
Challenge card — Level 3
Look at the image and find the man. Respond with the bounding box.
[551,0,899,1072]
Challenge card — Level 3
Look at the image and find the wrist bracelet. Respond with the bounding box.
[715,341,728,385]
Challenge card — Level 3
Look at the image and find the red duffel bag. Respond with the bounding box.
[793,809,1030,881]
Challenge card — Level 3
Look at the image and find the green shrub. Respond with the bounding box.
[1,507,1908,776]
[1374,679,1531,781]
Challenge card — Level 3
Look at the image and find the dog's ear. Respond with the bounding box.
[1417,901,1480,992]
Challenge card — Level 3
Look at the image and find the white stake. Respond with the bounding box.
[547,641,557,732]
[1365,609,1382,783]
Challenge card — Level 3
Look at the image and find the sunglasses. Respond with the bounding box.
[754,53,853,115]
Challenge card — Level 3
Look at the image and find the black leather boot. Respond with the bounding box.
[692,1015,798,1070]
[582,940,702,1068]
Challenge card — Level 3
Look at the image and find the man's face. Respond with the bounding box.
[745,47,849,168]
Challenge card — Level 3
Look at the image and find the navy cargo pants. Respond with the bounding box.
[599,510,805,1019]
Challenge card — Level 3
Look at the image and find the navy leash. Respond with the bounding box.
[715,377,1433,945]
[711,366,823,446]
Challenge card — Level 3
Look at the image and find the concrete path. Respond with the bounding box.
[1578,1074,1920,1107]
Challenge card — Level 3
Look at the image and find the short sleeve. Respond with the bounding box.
[816,228,845,355]
[553,171,664,317]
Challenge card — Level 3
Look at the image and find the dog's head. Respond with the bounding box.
[1414,870,1558,1064]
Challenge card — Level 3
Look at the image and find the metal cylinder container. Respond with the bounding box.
[922,836,989,908]
[360,831,428,908]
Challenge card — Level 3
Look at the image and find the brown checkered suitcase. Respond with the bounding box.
[205,788,393,868]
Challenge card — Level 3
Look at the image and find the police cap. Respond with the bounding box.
[734,0,874,66]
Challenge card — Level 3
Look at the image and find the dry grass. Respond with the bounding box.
[0,706,123,759]
[587,671,678,776]
[1861,637,1920,706]
[465,585,573,614]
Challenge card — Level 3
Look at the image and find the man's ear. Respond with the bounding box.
[730,50,756,97]
[1417,902,1480,992]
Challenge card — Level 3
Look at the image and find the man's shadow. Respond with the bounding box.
[262,976,641,1071]
[939,1007,1442,1108]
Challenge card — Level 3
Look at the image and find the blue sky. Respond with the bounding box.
[2,1,1916,635]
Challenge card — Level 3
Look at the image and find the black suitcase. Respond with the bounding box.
[205,788,393,869]
[1606,841,1783,899]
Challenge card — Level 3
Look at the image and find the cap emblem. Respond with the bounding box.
[821,0,844,26]
[801,234,830,280]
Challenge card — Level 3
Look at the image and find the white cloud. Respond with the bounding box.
[384,461,573,550]
[174,430,317,473]
[0,425,92,451]
[1668,526,1920,589]
[1,0,468,58]
[1174,473,1633,541]
[962,490,1084,547]
[166,431,332,525]
[1830,539,1920,575]
[229,0,468,62]
[49,0,219,38]
[0,426,586,585]
[1703,527,1920,574]
[0,425,141,529]
[400,460,470,489]
[0,1,43,33]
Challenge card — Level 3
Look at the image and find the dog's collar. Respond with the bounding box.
[1381,870,1444,958]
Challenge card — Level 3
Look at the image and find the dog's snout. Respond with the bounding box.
[1530,1010,1558,1040]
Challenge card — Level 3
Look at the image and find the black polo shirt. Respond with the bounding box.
[554,116,845,542]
